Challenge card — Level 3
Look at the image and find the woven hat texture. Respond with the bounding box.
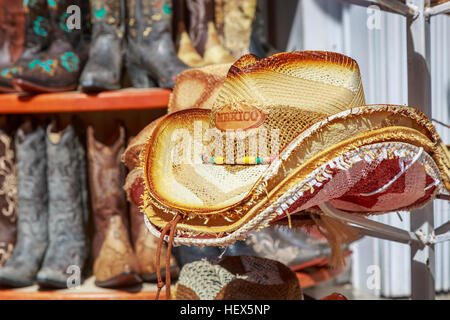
[168,63,232,114]
[174,255,303,300]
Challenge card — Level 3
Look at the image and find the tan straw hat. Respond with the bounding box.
[136,51,449,252]
[125,51,450,300]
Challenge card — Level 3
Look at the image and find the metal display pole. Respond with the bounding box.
[320,0,449,299]
[406,0,435,300]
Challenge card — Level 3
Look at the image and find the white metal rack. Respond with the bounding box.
[318,0,450,300]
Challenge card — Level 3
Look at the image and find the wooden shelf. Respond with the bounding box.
[0,277,164,300]
[0,264,347,300]
[0,289,162,300]
[0,88,171,113]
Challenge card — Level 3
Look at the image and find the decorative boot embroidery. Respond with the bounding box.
[33,16,48,36]
[0,242,14,267]
[61,51,79,72]
[0,134,17,222]
[1,67,22,79]
[28,59,57,74]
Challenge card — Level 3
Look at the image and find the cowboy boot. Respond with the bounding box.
[0,128,17,267]
[249,0,277,58]
[0,0,26,70]
[186,0,214,56]
[174,0,205,67]
[0,123,48,288]
[36,123,89,288]
[214,0,257,58]
[185,0,234,65]
[87,126,141,288]
[202,21,234,65]
[177,26,205,67]
[123,163,178,283]
[126,0,189,89]
[11,0,89,93]
[130,201,179,282]
[0,0,50,93]
[80,0,125,92]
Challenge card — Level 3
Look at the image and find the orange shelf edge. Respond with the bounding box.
[0,289,163,300]
[296,263,348,289]
[0,88,171,113]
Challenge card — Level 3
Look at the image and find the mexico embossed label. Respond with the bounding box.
[215,105,266,131]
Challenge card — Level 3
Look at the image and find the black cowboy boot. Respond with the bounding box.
[12,0,89,93]
[36,122,89,289]
[80,0,125,92]
[0,0,50,93]
[0,123,48,288]
[126,0,189,89]
[249,0,278,58]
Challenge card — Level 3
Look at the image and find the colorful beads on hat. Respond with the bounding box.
[202,154,276,165]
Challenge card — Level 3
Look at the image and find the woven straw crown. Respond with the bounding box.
[206,51,366,163]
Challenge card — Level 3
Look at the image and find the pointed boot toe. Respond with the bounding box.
[36,267,71,289]
[94,271,142,289]
[0,266,35,288]
[80,70,121,92]
[140,265,179,283]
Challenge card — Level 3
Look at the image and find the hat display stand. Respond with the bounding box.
[314,0,450,300]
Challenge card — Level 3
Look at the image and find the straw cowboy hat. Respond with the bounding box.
[136,49,449,241]
[123,51,449,298]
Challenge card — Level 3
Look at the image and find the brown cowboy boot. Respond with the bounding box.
[12,0,89,93]
[0,0,25,70]
[123,148,179,283]
[0,0,50,93]
[129,200,179,282]
[202,21,234,65]
[186,0,214,56]
[0,125,17,267]
[88,126,141,288]
[126,0,189,89]
[174,0,205,67]
[186,0,234,65]
[214,0,257,58]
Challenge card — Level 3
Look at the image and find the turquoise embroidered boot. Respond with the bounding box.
[11,0,89,93]
[0,0,51,93]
